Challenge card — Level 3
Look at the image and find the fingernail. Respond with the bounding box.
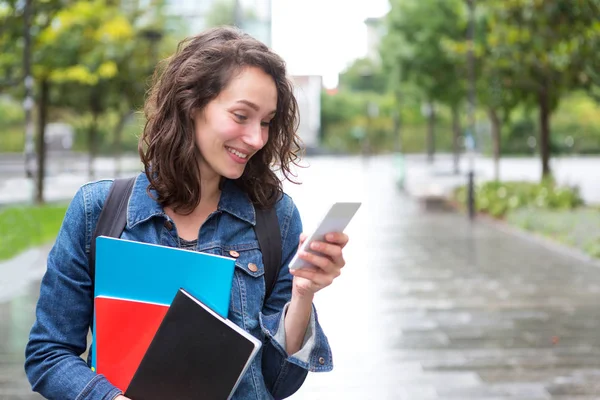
[326,233,335,241]
[311,242,320,250]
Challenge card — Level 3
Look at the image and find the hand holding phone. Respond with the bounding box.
[288,202,361,271]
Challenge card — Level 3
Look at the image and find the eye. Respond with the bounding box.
[233,113,247,122]
[260,120,272,127]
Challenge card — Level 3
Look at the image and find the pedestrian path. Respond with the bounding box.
[288,156,600,399]
[2,155,600,399]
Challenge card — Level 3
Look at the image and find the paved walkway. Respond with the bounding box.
[2,155,600,399]
[288,156,600,400]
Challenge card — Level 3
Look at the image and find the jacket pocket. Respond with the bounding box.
[222,245,265,321]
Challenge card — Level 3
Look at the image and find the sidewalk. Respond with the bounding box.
[0,154,142,206]
[0,246,48,399]
[3,155,600,399]
[288,156,600,399]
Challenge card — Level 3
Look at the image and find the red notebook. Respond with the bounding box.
[94,296,169,391]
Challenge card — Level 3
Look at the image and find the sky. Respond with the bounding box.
[271,0,389,88]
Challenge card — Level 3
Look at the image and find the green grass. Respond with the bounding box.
[506,207,600,259]
[0,204,68,261]
[0,124,25,152]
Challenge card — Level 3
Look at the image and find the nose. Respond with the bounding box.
[243,123,266,150]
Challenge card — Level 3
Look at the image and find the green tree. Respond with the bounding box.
[485,0,600,178]
[338,57,387,94]
[0,0,76,202]
[205,0,236,26]
[204,0,258,28]
[36,0,136,181]
[382,0,468,167]
[0,0,172,202]
[446,2,525,181]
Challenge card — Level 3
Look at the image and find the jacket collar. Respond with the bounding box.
[127,172,256,228]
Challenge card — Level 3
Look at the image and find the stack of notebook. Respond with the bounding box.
[93,236,262,400]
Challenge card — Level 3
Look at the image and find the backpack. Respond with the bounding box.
[87,177,282,300]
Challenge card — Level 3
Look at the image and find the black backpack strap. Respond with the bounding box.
[254,207,281,300]
[88,177,136,292]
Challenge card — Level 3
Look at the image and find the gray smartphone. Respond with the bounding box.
[288,202,362,271]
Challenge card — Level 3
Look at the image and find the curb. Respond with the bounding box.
[476,212,600,268]
[442,198,600,268]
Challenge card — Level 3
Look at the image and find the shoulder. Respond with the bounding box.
[78,178,114,213]
[56,179,115,253]
[273,191,302,238]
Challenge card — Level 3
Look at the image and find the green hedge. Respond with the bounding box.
[453,180,583,218]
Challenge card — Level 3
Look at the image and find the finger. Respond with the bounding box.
[325,232,349,248]
[298,251,340,275]
[298,233,308,248]
[308,241,344,265]
[290,265,319,274]
[290,266,336,287]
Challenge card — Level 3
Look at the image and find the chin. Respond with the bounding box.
[220,167,246,180]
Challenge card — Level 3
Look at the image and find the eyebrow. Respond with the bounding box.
[236,99,276,115]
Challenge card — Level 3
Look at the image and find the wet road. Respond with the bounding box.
[2,155,600,399]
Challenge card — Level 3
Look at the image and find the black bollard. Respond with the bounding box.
[468,171,476,220]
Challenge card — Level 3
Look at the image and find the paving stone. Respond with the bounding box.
[3,156,600,399]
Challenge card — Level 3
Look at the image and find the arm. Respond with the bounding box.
[283,290,313,355]
[260,198,335,399]
[24,186,123,400]
[284,229,349,356]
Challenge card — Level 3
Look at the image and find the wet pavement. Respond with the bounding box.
[2,155,600,399]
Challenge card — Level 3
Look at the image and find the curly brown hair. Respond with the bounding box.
[139,26,302,214]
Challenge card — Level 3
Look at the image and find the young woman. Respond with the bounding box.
[25,27,348,400]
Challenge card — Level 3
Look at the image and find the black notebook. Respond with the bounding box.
[125,288,262,400]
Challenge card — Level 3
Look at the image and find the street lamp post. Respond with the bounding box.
[466,0,477,220]
[23,0,35,183]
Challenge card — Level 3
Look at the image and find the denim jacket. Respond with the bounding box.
[25,172,333,400]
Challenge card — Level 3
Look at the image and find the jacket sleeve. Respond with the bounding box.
[260,196,333,399]
[24,185,122,400]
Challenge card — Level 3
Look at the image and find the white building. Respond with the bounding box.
[291,75,322,151]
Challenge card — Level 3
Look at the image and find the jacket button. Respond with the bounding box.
[164,220,173,230]
[318,357,325,365]
[248,263,258,272]
[229,250,240,258]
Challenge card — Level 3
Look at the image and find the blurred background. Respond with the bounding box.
[1,0,600,399]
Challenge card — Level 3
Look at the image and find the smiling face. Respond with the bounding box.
[193,66,278,181]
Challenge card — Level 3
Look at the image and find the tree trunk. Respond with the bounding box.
[451,106,461,175]
[113,109,132,176]
[35,78,49,204]
[538,86,551,179]
[392,108,401,153]
[427,102,435,163]
[23,0,35,179]
[488,108,502,181]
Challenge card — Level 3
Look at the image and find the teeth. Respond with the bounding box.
[227,147,248,159]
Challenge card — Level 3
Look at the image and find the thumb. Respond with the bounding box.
[298,233,308,249]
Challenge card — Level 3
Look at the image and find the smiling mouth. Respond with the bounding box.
[226,146,249,159]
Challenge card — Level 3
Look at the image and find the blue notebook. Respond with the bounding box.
[91,236,236,371]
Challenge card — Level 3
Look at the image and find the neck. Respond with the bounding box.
[164,173,221,230]
[199,174,222,207]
